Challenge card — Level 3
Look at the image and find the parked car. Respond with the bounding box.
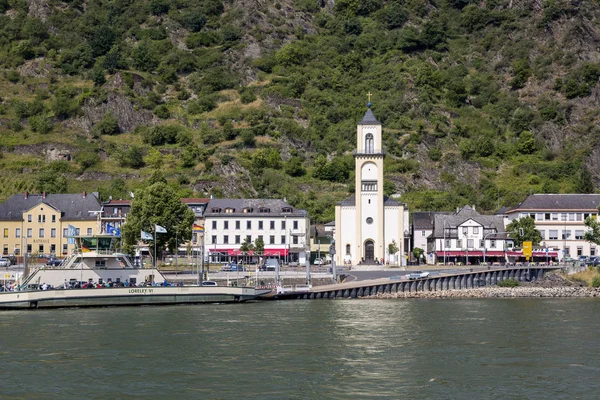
[407,271,430,280]
[46,258,64,267]
[260,258,279,271]
[201,281,218,286]
[313,258,325,265]
[0,258,10,267]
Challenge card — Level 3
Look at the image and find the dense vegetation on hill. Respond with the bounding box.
[1,0,600,222]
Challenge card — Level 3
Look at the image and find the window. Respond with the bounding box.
[235,235,241,244]
[537,213,544,221]
[212,235,217,244]
[473,227,479,234]
[562,230,571,240]
[456,239,462,248]
[445,239,450,248]
[421,231,426,237]
[235,221,240,229]
[259,208,270,213]
[27,244,32,253]
[211,208,222,213]
[27,228,32,238]
[551,213,558,221]
[246,235,251,243]
[38,244,44,253]
[258,235,263,243]
[247,221,252,229]
[259,221,263,230]
[3,228,7,238]
[212,221,217,229]
[346,244,351,255]
[2,245,7,255]
[569,213,575,221]
[63,228,68,237]
[576,213,583,221]
[39,228,44,238]
[564,246,570,256]
[223,235,229,244]
[75,228,80,235]
[270,235,275,244]
[50,244,56,254]
[365,133,374,153]
[467,239,474,248]
[15,228,20,238]
[539,230,545,240]
[87,228,92,236]
[293,236,298,245]
[479,240,484,247]
[577,247,583,256]
[462,227,468,235]
[225,208,234,213]
[52,215,56,223]
[293,221,298,230]
[281,235,286,244]
[270,221,275,229]
[362,181,377,191]
[545,213,551,220]
[549,230,558,240]
[13,246,20,255]
[62,244,68,254]
[561,213,567,221]
[51,228,56,238]
[281,221,286,229]
[490,240,496,248]
[282,207,292,213]
[38,215,45,223]
[575,230,584,240]
[224,221,229,229]
[243,208,253,213]
[27,214,32,222]
[366,217,373,224]
[592,247,596,256]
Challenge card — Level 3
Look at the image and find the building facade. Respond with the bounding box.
[203,199,309,264]
[334,106,408,266]
[0,191,102,257]
[427,205,513,265]
[412,211,450,264]
[507,194,600,260]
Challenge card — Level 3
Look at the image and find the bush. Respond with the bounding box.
[153,105,171,119]
[93,114,119,136]
[497,278,520,287]
[592,276,600,288]
[29,115,53,134]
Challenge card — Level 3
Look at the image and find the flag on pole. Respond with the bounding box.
[193,224,204,232]
[155,225,167,233]
[141,231,153,240]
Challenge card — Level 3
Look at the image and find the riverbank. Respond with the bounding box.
[367,286,600,299]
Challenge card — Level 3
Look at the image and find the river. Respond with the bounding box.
[0,298,598,399]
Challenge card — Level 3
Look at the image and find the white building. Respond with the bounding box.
[427,206,513,265]
[203,199,309,264]
[334,106,409,266]
[507,194,600,260]
[412,211,450,265]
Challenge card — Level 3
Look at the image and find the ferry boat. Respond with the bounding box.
[0,235,270,309]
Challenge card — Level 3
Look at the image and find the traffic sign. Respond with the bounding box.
[523,241,533,258]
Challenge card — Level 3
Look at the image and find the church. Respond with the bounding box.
[334,102,409,266]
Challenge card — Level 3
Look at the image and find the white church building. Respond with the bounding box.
[334,105,409,266]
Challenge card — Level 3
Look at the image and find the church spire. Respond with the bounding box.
[359,91,380,124]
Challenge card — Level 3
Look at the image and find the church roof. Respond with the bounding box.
[338,195,404,206]
[358,108,380,125]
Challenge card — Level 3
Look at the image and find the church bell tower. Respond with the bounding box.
[354,98,385,262]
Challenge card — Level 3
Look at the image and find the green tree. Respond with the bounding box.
[240,237,255,252]
[121,182,195,258]
[575,167,594,194]
[412,247,424,264]
[506,216,542,247]
[583,211,600,246]
[517,131,536,154]
[388,239,399,263]
[254,237,265,254]
[284,157,306,177]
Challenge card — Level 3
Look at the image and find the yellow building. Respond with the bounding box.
[0,191,102,257]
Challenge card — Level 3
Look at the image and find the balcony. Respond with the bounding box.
[353,148,386,157]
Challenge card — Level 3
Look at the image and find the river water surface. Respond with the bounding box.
[1,298,599,399]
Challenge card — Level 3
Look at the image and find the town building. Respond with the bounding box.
[334,104,409,266]
[427,205,513,265]
[203,199,309,265]
[507,194,600,260]
[100,199,131,235]
[412,211,450,264]
[180,197,210,251]
[0,191,101,257]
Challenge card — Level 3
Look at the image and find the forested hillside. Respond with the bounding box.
[1,0,600,222]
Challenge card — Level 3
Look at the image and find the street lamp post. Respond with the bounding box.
[483,231,508,265]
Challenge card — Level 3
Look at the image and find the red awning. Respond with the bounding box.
[209,248,289,256]
[532,251,559,257]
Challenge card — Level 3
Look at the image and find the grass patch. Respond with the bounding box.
[571,267,600,287]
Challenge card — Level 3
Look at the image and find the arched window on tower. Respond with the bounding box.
[346,244,351,255]
[365,133,374,154]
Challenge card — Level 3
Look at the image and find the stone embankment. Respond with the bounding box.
[367,286,600,299]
